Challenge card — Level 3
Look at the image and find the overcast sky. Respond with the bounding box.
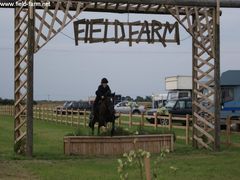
[0,8,240,101]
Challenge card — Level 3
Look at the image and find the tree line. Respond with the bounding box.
[123,96,152,102]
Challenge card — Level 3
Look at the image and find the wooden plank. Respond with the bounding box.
[193,135,212,150]
[35,7,48,49]
[61,1,72,29]
[193,124,214,142]
[194,112,214,129]
[47,1,60,40]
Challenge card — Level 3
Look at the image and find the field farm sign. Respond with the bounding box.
[73,19,180,47]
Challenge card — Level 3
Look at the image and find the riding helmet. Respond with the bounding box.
[101,78,108,84]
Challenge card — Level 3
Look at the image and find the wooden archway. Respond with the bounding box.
[12,0,240,156]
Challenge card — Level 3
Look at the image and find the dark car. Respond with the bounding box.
[56,101,92,115]
[146,98,192,125]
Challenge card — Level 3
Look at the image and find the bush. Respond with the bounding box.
[100,126,132,136]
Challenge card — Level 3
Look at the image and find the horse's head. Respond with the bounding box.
[98,93,115,123]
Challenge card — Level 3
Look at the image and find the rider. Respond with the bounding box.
[93,78,112,117]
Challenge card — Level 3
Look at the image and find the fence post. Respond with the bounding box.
[186,114,190,145]
[118,113,121,126]
[38,106,40,120]
[44,106,46,121]
[84,109,87,127]
[43,107,45,121]
[77,109,80,127]
[154,113,158,129]
[42,106,44,121]
[129,112,132,128]
[48,107,50,122]
[37,106,40,120]
[226,116,231,145]
[168,113,172,130]
[66,109,69,125]
[60,109,63,124]
[47,107,49,122]
[41,105,43,121]
[144,157,151,180]
[71,108,73,126]
[141,113,144,127]
[47,107,49,121]
[55,108,58,124]
[51,107,54,122]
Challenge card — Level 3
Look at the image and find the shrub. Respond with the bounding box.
[100,126,132,136]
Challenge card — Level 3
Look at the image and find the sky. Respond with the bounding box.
[0,7,240,101]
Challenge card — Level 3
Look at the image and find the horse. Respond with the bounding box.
[89,93,116,136]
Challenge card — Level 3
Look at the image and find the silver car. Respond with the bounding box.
[114,101,146,114]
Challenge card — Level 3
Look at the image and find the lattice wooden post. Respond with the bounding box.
[165,5,220,150]
[213,7,221,151]
[13,0,89,156]
[26,3,35,157]
[14,5,31,155]
[14,2,35,157]
[191,7,220,151]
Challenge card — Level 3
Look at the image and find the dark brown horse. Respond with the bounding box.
[89,93,116,136]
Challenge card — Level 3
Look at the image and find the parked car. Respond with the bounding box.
[146,98,192,125]
[114,101,146,115]
[55,101,92,115]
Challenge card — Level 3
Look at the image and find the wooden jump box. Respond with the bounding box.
[64,134,174,156]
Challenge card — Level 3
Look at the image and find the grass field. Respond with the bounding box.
[1,115,240,180]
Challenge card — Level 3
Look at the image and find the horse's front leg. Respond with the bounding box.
[97,124,100,135]
[111,120,115,137]
[91,125,94,135]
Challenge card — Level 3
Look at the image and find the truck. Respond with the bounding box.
[220,70,240,130]
[145,76,192,125]
[151,93,168,109]
[165,76,192,100]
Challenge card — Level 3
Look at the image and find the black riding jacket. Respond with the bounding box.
[95,85,111,103]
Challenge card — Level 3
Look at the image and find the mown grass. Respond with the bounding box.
[1,115,240,180]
